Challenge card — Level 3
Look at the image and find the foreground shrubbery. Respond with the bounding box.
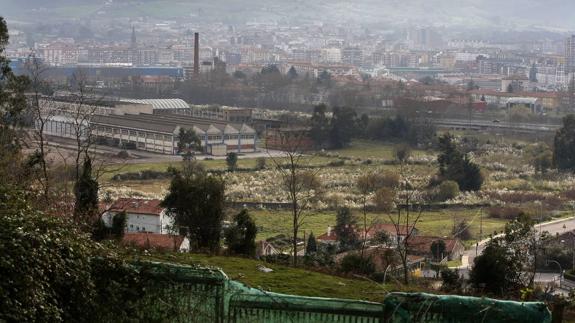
[0,186,178,322]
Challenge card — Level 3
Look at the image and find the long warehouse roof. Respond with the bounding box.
[120,98,190,110]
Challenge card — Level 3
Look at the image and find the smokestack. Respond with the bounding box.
[194,32,199,76]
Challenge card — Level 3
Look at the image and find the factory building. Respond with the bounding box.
[37,97,257,156]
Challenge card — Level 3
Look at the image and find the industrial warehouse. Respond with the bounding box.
[38,96,257,156]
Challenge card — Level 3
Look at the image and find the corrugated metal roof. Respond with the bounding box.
[121,98,190,110]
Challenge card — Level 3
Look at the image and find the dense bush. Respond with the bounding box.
[367,115,436,147]
[255,157,266,170]
[452,219,472,240]
[0,187,150,322]
[224,209,258,257]
[327,159,346,167]
[339,254,376,276]
[373,187,395,213]
[434,180,460,202]
[112,170,172,181]
[487,206,526,220]
[441,268,462,292]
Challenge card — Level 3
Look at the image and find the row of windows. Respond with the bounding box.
[95,126,172,141]
[93,125,254,142]
[129,224,147,232]
[205,134,255,141]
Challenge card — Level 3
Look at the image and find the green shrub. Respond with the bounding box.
[255,157,266,170]
[339,254,375,276]
[488,206,526,220]
[0,186,178,322]
[328,159,346,167]
[435,180,460,202]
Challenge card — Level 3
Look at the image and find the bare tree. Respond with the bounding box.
[25,55,56,202]
[388,164,427,285]
[266,128,322,266]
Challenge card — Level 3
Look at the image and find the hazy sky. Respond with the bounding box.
[1,0,574,31]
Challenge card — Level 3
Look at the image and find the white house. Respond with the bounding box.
[102,198,174,234]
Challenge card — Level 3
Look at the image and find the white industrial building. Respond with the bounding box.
[36,96,257,155]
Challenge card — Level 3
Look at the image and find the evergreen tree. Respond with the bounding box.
[318,70,332,87]
[224,209,257,256]
[74,156,99,224]
[470,214,536,295]
[335,207,358,251]
[437,134,483,191]
[111,211,127,239]
[430,240,446,260]
[553,114,575,171]
[0,17,29,186]
[329,106,357,149]
[287,66,298,79]
[162,166,225,253]
[310,104,329,148]
[306,232,317,254]
[226,152,238,171]
[177,128,201,154]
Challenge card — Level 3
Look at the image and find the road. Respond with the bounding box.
[433,118,560,134]
[461,216,575,269]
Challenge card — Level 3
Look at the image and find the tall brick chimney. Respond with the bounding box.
[194,32,199,76]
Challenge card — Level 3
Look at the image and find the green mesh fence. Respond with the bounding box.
[383,292,551,323]
[133,261,551,323]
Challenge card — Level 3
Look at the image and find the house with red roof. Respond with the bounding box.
[102,198,174,234]
[408,236,464,261]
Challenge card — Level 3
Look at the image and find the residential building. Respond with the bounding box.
[566,35,575,72]
[408,236,465,261]
[103,198,173,234]
[320,48,342,63]
[342,47,363,66]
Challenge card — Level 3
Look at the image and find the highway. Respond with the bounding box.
[432,118,561,134]
[461,216,575,270]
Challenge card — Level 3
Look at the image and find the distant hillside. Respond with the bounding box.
[2,0,574,31]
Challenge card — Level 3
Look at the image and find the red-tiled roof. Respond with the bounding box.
[109,198,163,216]
[408,236,460,255]
[470,89,559,99]
[122,233,184,251]
[317,230,338,241]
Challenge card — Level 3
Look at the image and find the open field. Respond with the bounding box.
[248,209,508,242]
[142,252,394,302]
[100,139,575,248]
[330,140,433,160]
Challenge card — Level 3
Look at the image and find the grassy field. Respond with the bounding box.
[248,208,508,242]
[330,140,432,160]
[101,155,338,181]
[143,252,392,302]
